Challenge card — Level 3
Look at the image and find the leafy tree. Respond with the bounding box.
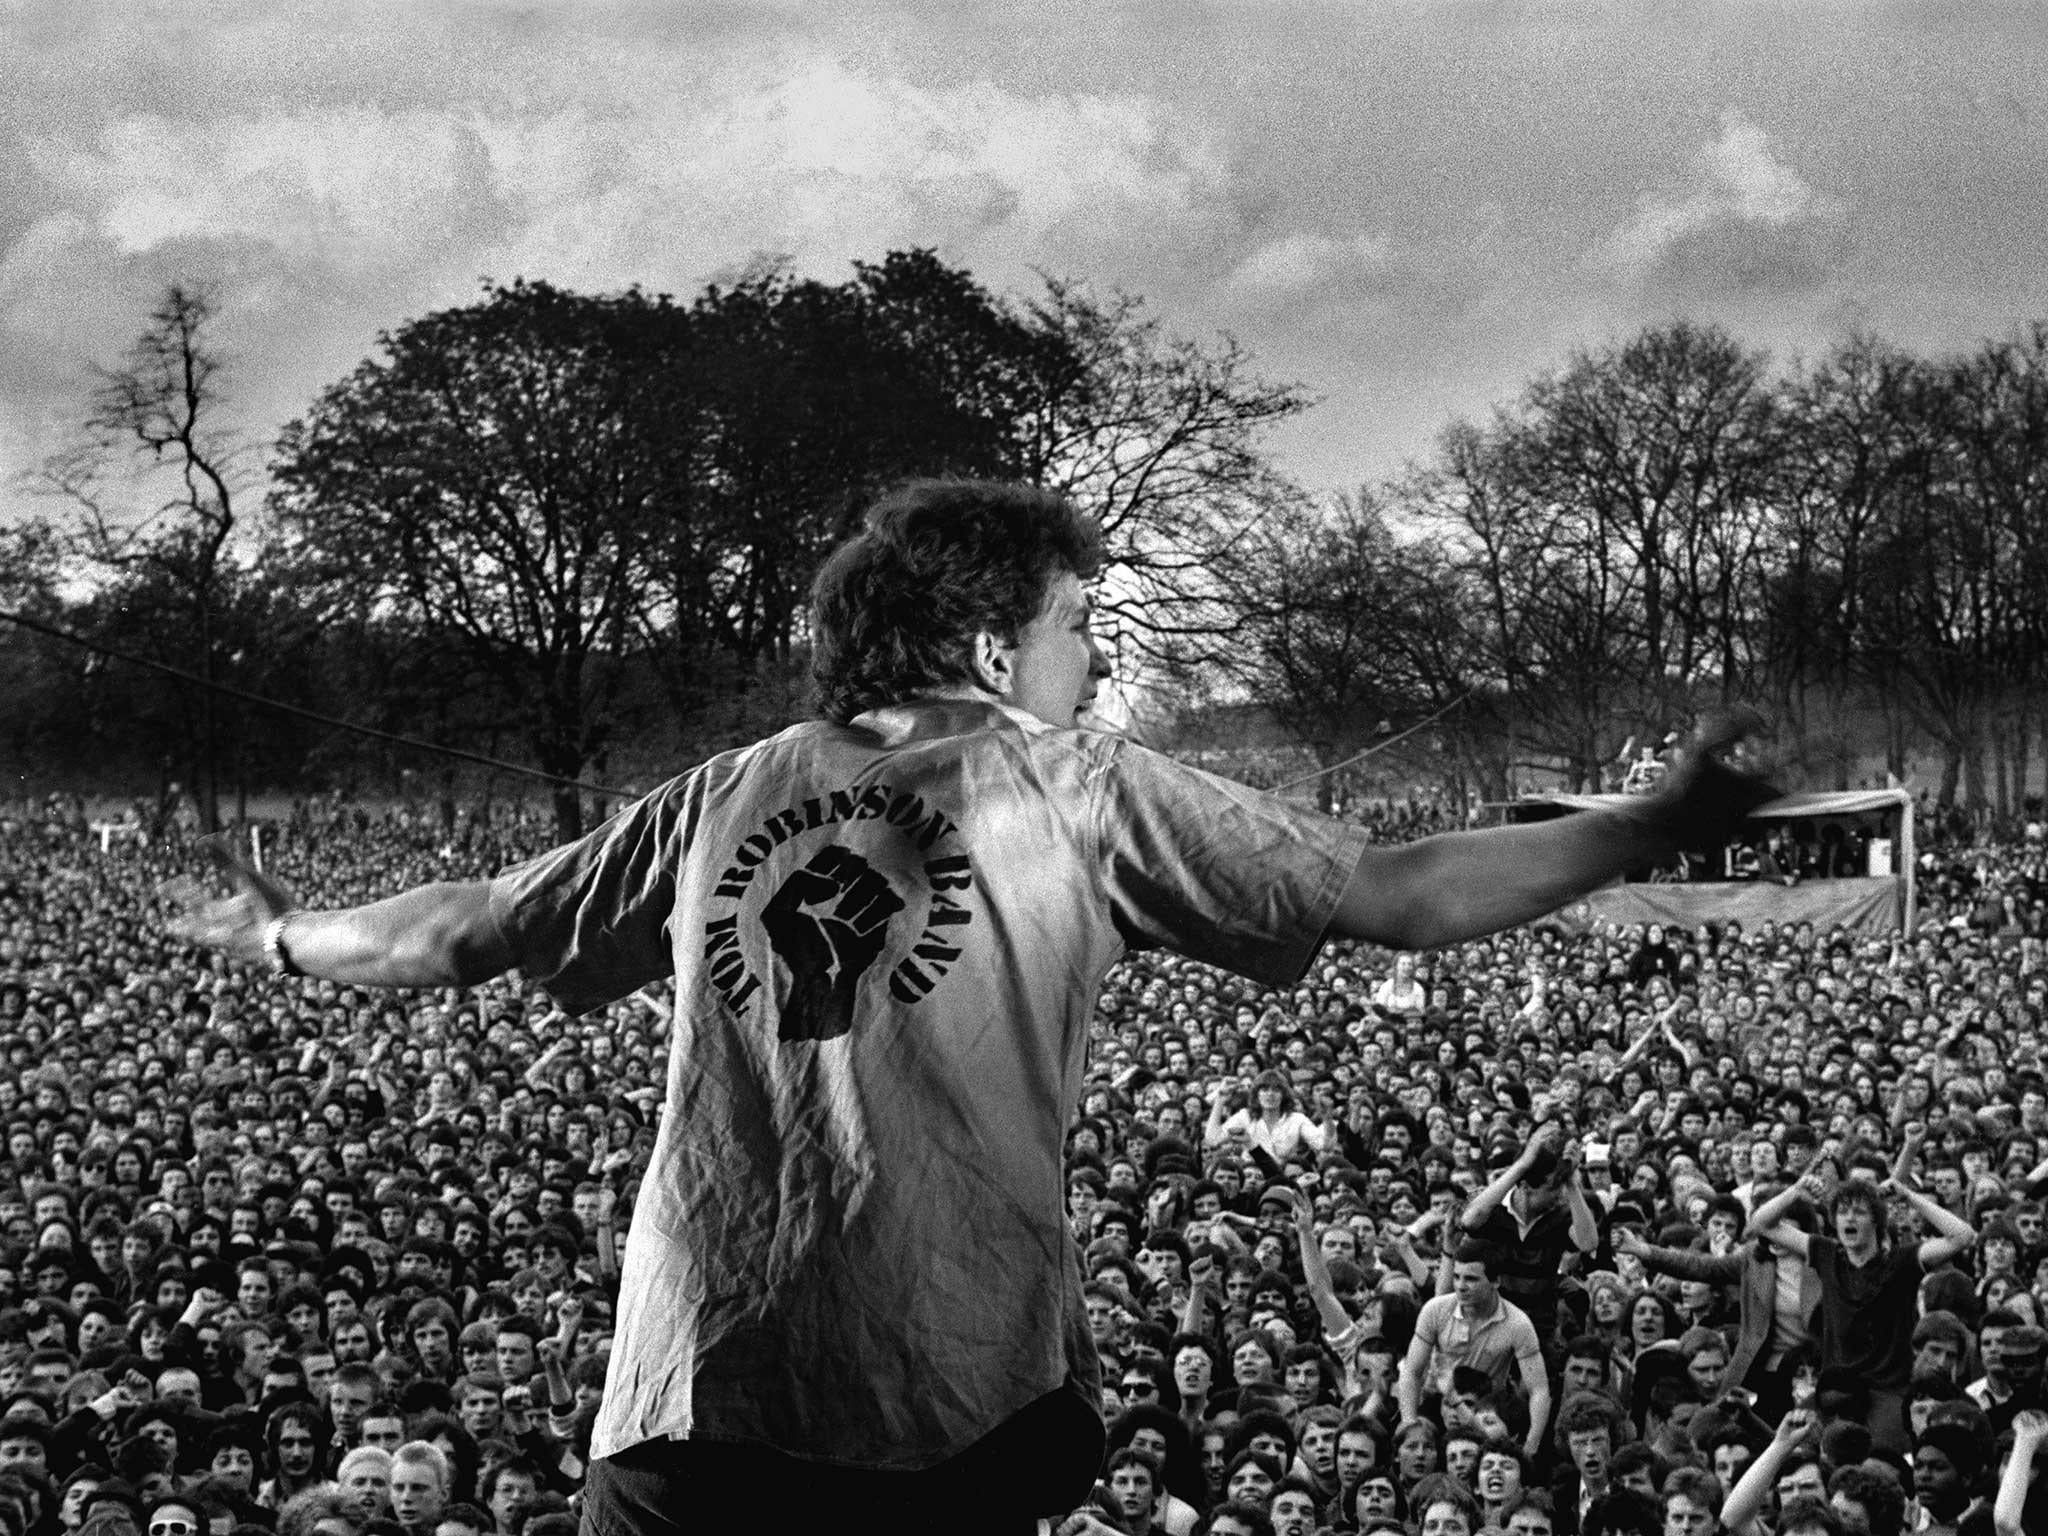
[657,251,1049,682]
[0,522,78,789]
[272,255,1072,837]
[272,279,684,838]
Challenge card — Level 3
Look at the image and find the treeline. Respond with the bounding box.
[4,257,2046,834]
[1205,322,2048,818]
[2,253,1296,836]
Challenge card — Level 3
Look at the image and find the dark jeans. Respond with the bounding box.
[1742,1356,1797,1423]
[578,1390,1102,1535]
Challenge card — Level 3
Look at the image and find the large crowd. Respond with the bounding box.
[4,787,2048,1536]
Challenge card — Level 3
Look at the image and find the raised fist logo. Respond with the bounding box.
[761,844,904,1041]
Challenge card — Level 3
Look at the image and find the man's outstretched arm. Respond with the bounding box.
[259,883,512,987]
[1331,717,1771,950]
[164,844,515,988]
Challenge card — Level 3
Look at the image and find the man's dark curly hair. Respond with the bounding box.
[809,479,1105,725]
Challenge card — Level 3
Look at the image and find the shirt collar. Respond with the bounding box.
[849,697,1052,746]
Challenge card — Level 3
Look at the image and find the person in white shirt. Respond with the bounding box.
[1373,953,1428,1015]
[1204,1071,1329,1163]
[1397,1239,1551,1460]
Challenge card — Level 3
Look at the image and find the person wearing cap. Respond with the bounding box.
[164,482,1773,1532]
[1578,1142,1619,1211]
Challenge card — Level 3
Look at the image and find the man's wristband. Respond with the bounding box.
[263,913,304,977]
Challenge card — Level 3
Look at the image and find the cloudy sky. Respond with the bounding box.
[5,0,2047,523]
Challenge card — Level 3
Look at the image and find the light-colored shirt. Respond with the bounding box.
[1209,1108,1328,1161]
[1373,977,1427,1014]
[1408,1291,1544,1397]
[1766,1249,1810,1365]
[492,699,1368,1468]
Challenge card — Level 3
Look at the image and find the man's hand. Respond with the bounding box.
[2013,1409,2048,1448]
[181,1287,227,1329]
[1612,1228,1650,1260]
[160,836,296,967]
[1054,1512,1125,1536]
[1276,1184,1315,1235]
[1891,1124,1926,1189]
[501,1384,533,1427]
[90,1379,141,1420]
[1776,1407,1818,1445]
[1637,710,1779,854]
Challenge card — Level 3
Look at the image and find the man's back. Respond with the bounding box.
[159,478,1777,1530]
[491,698,1364,1468]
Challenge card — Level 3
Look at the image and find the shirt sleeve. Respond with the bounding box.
[1094,741,1371,987]
[1208,1110,1256,1150]
[487,775,697,1015]
[1414,1298,1445,1352]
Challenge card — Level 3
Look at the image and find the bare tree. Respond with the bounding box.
[1203,489,1476,807]
[37,284,249,830]
[1019,279,1310,672]
[1420,417,1645,790]
[1765,335,1926,785]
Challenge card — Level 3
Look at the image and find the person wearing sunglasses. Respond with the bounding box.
[1119,1359,1175,1411]
[143,1497,210,1536]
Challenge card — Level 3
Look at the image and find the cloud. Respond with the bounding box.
[0,53,1248,515]
[1598,110,1847,294]
[28,109,512,271]
[12,59,1230,303]
[5,0,2047,518]
[1226,230,1393,299]
[473,62,1238,295]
